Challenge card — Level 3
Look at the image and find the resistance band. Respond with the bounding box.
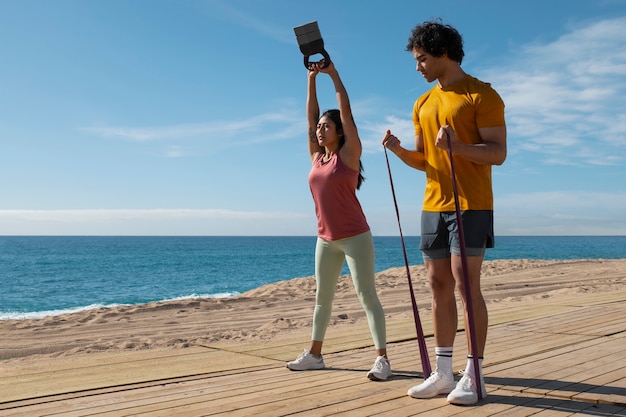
[383,146,432,379]
[445,130,483,400]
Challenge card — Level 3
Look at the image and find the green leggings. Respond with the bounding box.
[312,231,387,349]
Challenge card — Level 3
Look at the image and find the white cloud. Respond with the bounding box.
[498,190,626,211]
[0,209,314,236]
[0,208,307,221]
[495,191,626,235]
[81,109,302,144]
[483,17,626,167]
[205,1,295,45]
[359,114,415,154]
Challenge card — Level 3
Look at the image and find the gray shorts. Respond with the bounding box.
[420,210,494,260]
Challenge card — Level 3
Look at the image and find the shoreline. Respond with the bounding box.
[0,291,242,321]
[1,258,625,362]
[4,256,625,321]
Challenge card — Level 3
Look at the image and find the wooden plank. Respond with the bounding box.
[45,372,361,417]
[0,347,277,404]
[2,298,625,416]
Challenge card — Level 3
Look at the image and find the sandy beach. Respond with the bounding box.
[1,258,625,365]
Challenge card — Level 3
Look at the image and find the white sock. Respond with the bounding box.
[434,346,453,377]
[465,355,484,380]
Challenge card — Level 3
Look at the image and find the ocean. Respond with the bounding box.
[1,235,625,320]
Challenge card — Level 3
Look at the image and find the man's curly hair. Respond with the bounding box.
[406,19,465,64]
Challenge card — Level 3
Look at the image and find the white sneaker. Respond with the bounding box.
[446,371,487,405]
[407,370,456,398]
[286,349,325,371]
[367,356,392,381]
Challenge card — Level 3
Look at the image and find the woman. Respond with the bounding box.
[286,60,391,381]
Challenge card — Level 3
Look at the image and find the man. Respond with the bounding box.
[382,19,506,405]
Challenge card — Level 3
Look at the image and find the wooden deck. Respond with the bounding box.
[1,290,625,416]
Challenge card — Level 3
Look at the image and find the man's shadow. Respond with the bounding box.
[327,367,626,415]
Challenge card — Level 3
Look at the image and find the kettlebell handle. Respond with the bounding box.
[304,51,331,70]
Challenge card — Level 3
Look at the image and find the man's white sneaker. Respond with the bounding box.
[446,372,487,405]
[407,371,456,398]
[286,349,325,371]
[367,356,392,381]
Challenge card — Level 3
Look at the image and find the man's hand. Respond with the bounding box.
[435,125,460,152]
[382,129,401,150]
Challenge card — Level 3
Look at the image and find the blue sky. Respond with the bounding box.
[1,0,625,236]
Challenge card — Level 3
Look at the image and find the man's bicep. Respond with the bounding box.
[479,126,507,165]
[415,134,424,152]
[480,126,506,146]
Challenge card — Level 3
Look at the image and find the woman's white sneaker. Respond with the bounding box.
[367,356,392,381]
[286,349,325,371]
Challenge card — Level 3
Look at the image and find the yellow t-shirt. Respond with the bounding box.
[413,74,505,212]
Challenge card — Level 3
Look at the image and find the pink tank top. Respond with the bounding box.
[308,153,370,241]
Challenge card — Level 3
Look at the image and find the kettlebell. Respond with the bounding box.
[293,21,331,69]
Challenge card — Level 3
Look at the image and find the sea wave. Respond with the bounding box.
[0,304,121,320]
[0,292,241,320]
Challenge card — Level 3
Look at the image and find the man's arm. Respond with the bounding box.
[382,131,427,171]
[437,125,507,166]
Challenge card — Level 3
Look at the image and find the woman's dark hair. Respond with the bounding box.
[321,109,365,189]
[405,19,464,64]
